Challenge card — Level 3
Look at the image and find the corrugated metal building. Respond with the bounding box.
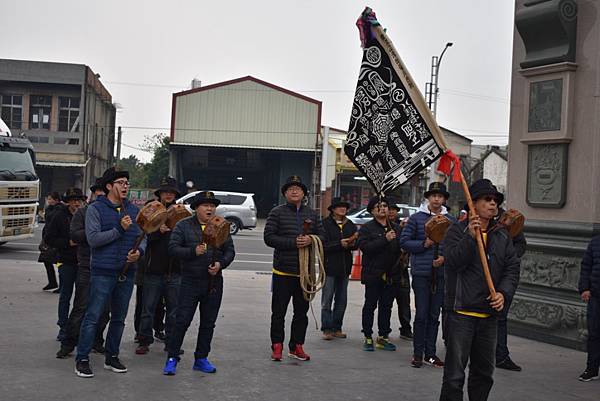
[169,76,322,216]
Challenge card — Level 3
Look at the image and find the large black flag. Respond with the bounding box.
[345,9,446,195]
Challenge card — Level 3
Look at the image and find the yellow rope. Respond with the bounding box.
[298,234,326,302]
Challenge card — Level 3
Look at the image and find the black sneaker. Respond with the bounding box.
[400,330,414,340]
[496,357,522,372]
[411,355,423,368]
[425,355,444,368]
[56,345,74,359]
[75,359,94,378]
[578,369,599,382]
[43,284,58,292]
[104,356,127,373]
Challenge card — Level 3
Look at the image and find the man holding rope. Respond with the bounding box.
[439,179,520,401]
[264,175,324,362]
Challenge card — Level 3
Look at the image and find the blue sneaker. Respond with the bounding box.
[163,357,177,375]
[193,358,216,373]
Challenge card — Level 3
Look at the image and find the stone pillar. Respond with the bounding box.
[507,0,596,350]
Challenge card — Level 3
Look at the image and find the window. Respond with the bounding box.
[228,195,246,205]
[58,97,80,132]
[1,95,23,129]
[29,95,52,129]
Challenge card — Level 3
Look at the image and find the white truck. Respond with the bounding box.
[0,118,40,245]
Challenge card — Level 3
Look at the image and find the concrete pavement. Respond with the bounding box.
[0,257,597,400]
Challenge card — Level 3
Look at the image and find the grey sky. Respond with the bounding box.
[4,0,515,162]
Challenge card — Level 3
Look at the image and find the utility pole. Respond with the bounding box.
[116,126,122,162]
[425,42,453,119]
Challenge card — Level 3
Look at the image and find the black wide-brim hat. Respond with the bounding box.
[367,196,389,213]
[469,178,504,205]
[100,167,129,192]
[154,176,181,198]
[328,197,351,211]
[424,181,450,199]
[281,175,307,195]
[190,191,221,209]
[62,187,86,202]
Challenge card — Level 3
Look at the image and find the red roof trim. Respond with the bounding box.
[172,75,322,106]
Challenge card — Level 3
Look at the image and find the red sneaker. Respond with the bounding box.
[288,344,310,361]
[135,345,149,355]
[271,343,283,361]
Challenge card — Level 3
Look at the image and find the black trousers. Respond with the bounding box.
[270,274,309,350]
[361,279,394,337]
[134,284,165,335]
[392,280,412,333]
[587,295,600,372]
[440,312,498,401]
[44,261,58,287]
[167,277,223,360]
[61,267,109,349]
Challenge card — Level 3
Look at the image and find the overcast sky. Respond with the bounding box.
[4,0,515,162]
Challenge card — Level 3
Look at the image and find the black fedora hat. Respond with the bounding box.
[424,181,450,199]
[367,196,389,213]
[281,175,307,195]
[89,177,104,193]
[62,187,86,202]
[328,197,351,212]
[100,167,129,192]
[190,191,221,209]
[154,176,181,198]
[469,179,504,205]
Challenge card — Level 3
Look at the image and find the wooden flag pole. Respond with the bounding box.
[372,24,497,297]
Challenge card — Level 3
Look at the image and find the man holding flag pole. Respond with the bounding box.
[346,8,521,400]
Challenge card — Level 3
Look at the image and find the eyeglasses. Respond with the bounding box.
[112,180,130,186]
[482,196,498,203]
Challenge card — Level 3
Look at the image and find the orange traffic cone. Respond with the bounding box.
[350,250,362,281]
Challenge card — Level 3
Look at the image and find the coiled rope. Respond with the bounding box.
[298,234,326,329]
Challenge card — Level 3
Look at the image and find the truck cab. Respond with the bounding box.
[0,118,40,244]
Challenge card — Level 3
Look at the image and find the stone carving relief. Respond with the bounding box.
[519,251,579,290]
[526,143,568,207]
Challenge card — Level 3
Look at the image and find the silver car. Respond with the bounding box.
[177,190,257,235]
[347,204,418,226]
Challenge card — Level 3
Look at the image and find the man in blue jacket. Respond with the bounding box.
[578,235,600,382]
[163,191,235,375]
[400,182,455,368]
[75,167,145,378]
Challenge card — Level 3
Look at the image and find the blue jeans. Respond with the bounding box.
[440,312,497,401]
[76,274,134,361]
[139,273,181,345]
[167,277,223,360]
[321,276,348,332]
[57,263,78,333]
[587,295,600,372]
[412,275,443,358]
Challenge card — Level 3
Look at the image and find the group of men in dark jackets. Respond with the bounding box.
[41,169,600,397]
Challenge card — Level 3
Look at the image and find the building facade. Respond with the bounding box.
[0,59,116,200]
[169,76,321,216]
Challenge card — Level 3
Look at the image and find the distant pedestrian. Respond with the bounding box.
[38,191,61,292]
[578,235,600,382]
[321,197,357,340]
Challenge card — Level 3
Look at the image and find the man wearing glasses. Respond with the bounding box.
[357,196,401,352]
[75,167,145,378]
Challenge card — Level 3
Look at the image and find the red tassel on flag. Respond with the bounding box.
[437,150,462,182]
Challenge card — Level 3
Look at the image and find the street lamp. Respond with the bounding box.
[426,42,453,119]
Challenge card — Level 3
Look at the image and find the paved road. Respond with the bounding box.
[0,224,274,272]
[0,224,597,400]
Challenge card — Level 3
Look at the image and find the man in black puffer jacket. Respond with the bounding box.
[264,176,324,362]
[136,177,182,355]
[321,197,357,340]
[45,188,86,342]
[56,180,109,358]
[164,191,235,375]
[578,235,600,382]
[358,196,402,353]
[439,179,520,401]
